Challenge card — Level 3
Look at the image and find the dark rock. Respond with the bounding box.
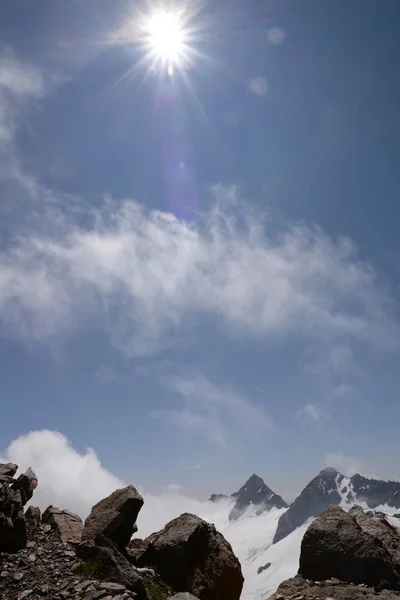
[299,505,400,590]
[42,506,83,543]
[82,486,143,549]
[273,467,343,544]
[25,506,41,541]
[349,474,400,510]
[76,539,146,598]
[0,464,38,553]
[229,474,287,521]
[170,594,200,600]
[272,575,400,600]
[126,538,150,564]
[274,468,400,545]
[0,464,18,480]
[257,562,271,574]
[138,512,243,600]
[208,494,228,503]
[349,506,400,566]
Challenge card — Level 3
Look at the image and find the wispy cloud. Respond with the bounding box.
[324,452,365,477]
[0,46,45,145]
[0,190,398,357]
[296,402,325,423]
[150,371,272,446]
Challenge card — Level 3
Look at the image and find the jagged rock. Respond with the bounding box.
[76,537,146,598]
[272,575,400,600]
[274,468,400,545]
[42,505,83,543]
[229,474,288,521]
[208,494,228,502]
[274,467,343,544]
[257,561,271,574]
[82,486,143,549]
[25,506,41,541]
[126,538,150,564]
[299,505,400,590]
[349,474,400,509]
[0,464,38,553]
[138,512,244,600]
[0,464,18,480]
[0,519,139,600]
[349,506,400,566]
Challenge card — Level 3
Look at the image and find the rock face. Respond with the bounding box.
[299,505,400,590]
[0,463,38,553]
[25,506,41,541]
[82,486,143,548]
[76,537,146,596]
[273,467,343,543]
[137,512,244,600]
[208,494,228,503]
[229,474,288,521]
[349,474,400,509]
[42,505,83,543]
[257,561,271,574]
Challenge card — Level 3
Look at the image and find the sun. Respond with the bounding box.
[144,10,186,65]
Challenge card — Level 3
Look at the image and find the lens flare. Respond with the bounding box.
[145,10,185,63]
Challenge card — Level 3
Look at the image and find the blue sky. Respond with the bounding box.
[1,0,400,502]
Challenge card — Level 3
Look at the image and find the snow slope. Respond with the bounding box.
[196,500,303,600]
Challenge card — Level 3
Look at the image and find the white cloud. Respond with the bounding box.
[164,483,183,493]
[0,429,218,537]
[94,364,117,383]
[296,402,324,423]
[0,191,397,357]
[0,46,44,145]
[0,430,124,519]
[324,452,364,476]
[180,460,202,470]
[332,383,355,398]
[150,372,272,446]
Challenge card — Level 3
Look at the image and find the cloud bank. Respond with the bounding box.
[0,429,225,537]
[0,189,397,357]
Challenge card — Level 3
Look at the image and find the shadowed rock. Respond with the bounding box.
[138,512,244,600]
[42,505,83,543]
[82,486,143,549]
[299,505,400,590]
[25,506,41,540]
[0,464,38,553]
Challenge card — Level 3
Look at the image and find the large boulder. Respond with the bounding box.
[349,506,400,566]
[138,512,244,600]
[42,505,83,543]
[0,464,38,553]
[25,506,41,541]
[82,486,143,548]
[299,504,400,590]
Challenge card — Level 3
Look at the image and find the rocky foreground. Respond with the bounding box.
[271,504,400,600]
[0,463,244,600]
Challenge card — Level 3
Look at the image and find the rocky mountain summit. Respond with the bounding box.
[273,467,400,544]
[210,474,287,521]
[0,464,244,600]
[270,503,400,600]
